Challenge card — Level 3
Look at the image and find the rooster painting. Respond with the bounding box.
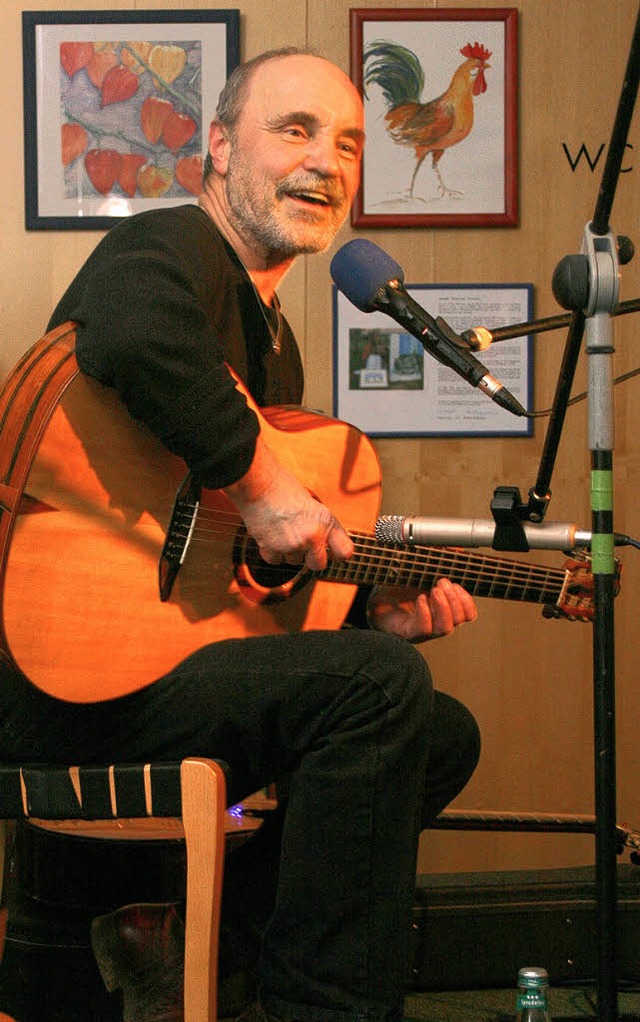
[363,40,492,202]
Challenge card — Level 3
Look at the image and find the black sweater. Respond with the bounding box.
[48,204,304,489]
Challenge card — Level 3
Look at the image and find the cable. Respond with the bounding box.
[615,534,640,550]
[527,365,640,418]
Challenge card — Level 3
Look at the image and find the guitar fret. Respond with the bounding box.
[502,559,529,601]
[454,549,474,592]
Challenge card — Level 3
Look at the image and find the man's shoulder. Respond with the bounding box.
[97,203,234,283]
[111,203,218,247]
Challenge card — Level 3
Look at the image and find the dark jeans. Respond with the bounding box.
[1,628,480,1022]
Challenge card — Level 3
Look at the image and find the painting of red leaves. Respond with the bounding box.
[60,40,202,202]
[23,11,239,229]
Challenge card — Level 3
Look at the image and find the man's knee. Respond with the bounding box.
[359,631,433,724]
[423,692,481,820]
[434,691,481,774]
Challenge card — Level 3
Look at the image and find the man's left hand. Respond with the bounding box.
[367,578,478,643]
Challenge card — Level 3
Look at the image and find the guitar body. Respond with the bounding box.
[0,325,616,704]
[0,325,382,703]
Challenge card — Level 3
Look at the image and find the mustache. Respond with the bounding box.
[276,173,346,206]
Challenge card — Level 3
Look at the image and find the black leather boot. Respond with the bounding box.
[91,902,184,1022]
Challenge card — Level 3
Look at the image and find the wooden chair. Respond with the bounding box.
[0,756,228,1022]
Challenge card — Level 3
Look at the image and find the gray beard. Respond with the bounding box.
[233,199,344,258]
[225,167,347,258]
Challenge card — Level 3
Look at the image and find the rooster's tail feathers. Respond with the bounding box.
[363,41,424,108]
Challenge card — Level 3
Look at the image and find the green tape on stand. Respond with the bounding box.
[591,469,613,511]
[591,532,615,575]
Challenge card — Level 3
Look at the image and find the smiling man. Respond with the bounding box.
[202,52,365,260]
[42,48,480,1022]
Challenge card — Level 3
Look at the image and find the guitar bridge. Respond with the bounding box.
[159,473,201,601]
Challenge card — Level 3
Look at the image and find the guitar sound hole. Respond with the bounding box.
[246,540,301,587]
[234,533,310,602]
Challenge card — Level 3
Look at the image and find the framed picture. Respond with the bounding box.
[22,9,240,230]
[333,282,533,437]
[350,7,518,228]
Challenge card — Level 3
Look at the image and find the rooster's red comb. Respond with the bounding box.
[460,41,492,62]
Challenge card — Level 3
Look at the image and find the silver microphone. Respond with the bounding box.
[375,515,592,551]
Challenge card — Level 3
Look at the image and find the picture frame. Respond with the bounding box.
[333,282,533,438]
[350,7,518,228]
[22,9,240,230]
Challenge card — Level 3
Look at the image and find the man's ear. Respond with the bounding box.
[207,120,231,175]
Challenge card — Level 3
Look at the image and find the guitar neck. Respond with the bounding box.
[321,534,569,606]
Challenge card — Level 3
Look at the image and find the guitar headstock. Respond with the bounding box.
[542,553,622,622]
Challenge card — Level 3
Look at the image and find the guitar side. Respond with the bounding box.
[2,368,382,703]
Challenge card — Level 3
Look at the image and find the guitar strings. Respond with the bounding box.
[165,503,569,591]
[181,542,566,597]
[173,504,565,577]
[180,505,565,574]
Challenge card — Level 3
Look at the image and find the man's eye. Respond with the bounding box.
[284,126,307,139]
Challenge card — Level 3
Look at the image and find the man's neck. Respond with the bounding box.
[198,187,294,306]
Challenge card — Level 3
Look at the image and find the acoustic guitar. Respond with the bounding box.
[0,323,612,704]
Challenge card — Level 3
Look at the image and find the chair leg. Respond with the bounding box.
[180,758,227,1022]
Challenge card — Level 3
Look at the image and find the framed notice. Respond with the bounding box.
[333,282,533,437]
[22,9,239,229]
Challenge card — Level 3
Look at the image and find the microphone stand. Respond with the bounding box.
[485,16,640,1019]
[459,295,640,347]
[371,15,640,1013]
[395,13,640,1018]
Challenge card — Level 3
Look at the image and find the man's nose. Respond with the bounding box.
[302,136,340,176]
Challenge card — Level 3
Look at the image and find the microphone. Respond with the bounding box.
[330,239,527,418]
[375,514,592,551]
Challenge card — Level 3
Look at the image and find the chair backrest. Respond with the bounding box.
[0,761,186,819]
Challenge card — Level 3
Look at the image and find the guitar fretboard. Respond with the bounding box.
[321,534,568,606]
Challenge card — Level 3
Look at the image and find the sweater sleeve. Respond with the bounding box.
[71,240,260,490]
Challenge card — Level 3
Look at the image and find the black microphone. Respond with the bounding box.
[330,239,527,418]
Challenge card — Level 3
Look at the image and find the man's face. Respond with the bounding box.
[220,55,365,258]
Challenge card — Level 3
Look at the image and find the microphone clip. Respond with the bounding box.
[490,486,531,552]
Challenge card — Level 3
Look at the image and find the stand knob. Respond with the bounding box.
[551,254,590,311]
[617,235,635,265]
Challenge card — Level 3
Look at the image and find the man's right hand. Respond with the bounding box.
[223,436,353,572]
